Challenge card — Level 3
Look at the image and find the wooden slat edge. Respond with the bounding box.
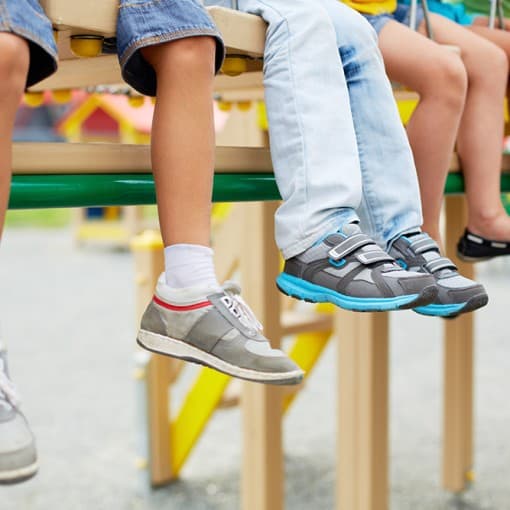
[12,143,273,174]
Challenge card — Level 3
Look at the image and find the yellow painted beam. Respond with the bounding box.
[283,331,331,412]
[396,97,418,126]
[170,368,231,474]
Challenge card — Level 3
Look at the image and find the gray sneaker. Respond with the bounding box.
[276,226,438,312]
[0,349,38,484]
[137,276,304,385]
[389,233,489,318]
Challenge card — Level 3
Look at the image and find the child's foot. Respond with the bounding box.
[0,349,38,484]
[457,229,510,261]
[389,233,488,318]
[137,276,304,385]
[276,227,437,312]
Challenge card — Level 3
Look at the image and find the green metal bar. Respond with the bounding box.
[8,172,510,209]
[8,173,281,209]
[444,173,510,195]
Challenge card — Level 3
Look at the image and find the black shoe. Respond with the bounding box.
[457,229,510,262]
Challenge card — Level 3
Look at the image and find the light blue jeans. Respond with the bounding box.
[206,0,423,259]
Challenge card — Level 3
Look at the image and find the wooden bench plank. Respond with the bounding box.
[12,143,272,175]
[40,2,266,56]
[30,6,265,91]
[30,56,122,91]
[14,142,510,176]
[30,59,264,94]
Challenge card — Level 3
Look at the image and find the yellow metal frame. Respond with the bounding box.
[165,307,333,476]
[170,369,231,473]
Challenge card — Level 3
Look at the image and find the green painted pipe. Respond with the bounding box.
[8,172,510,209]
[8,173,281,209]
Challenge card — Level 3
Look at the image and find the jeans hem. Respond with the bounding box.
[385,223,422,250]
[280,211,359,260]
[120,27,224,66]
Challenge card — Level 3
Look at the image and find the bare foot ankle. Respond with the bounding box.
[468,211,510,240]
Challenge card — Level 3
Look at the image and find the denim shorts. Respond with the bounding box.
[117,0,226,96]
[0,0,57,88]
[362,3,425,34]
[423,0,477,25]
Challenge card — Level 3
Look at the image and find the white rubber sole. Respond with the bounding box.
[137,329,303,386]
[0,460,38,484]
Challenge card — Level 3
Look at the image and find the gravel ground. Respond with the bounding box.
[1,228,510,510]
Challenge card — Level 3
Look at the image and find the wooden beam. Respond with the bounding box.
[442,196,475,493]
[241,202,284,510]
[337,311,389,510]
[12,143,272,175]
[40,0,118,36]
[280,310,333,336]
[30,45,263,93]
[131,231,174,486]
[30,56,122,92]
[40,2,266,56]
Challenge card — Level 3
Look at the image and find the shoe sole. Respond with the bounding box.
[414,292,489,318]
[456,250,493,263]
[137,330,304,386]
[276,273,437,312]
[0,461,38,485]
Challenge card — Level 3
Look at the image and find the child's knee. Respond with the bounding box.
[467,42,508,86]
[483,44,508,81]
[421,53,467,108]
[142,36,216,74]
[0,34,30,94]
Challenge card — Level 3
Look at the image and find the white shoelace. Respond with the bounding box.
[0,358,19,409]
[222,282,263,332]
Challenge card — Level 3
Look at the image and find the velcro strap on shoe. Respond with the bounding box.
[409,235,439,254]
[328,234,374,260]
[355,249,395,265]
[424,257,457,273]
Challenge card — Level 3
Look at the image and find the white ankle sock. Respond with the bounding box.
[164,244,219,290]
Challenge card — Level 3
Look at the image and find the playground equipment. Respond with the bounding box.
[14,2,510,509]
[56,92,153,246]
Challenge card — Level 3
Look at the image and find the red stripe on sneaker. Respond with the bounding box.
[153,294,212,311]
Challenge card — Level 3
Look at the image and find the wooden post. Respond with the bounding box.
[337,311,389,510]
[124,205,144,239]
[442,196,475,492]
[132,230,174,486]
[240,202,285,510]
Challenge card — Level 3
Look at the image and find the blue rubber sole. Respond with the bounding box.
[276,272,423,312]
[414,291,488,318]
[413,302,466,317]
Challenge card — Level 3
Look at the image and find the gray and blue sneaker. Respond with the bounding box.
[0,348,38,484]
[137,276,304,385]
[276,226,438,312]
[389,232,488,318]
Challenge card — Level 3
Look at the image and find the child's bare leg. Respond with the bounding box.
[141,37,216,248]
[0,34,30,239]
[426,15,510,240]
[378,20,467,244]
[468,23,510,65]
[136,36,302,384]
[472,15,510,31]
[466,24,510,96]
